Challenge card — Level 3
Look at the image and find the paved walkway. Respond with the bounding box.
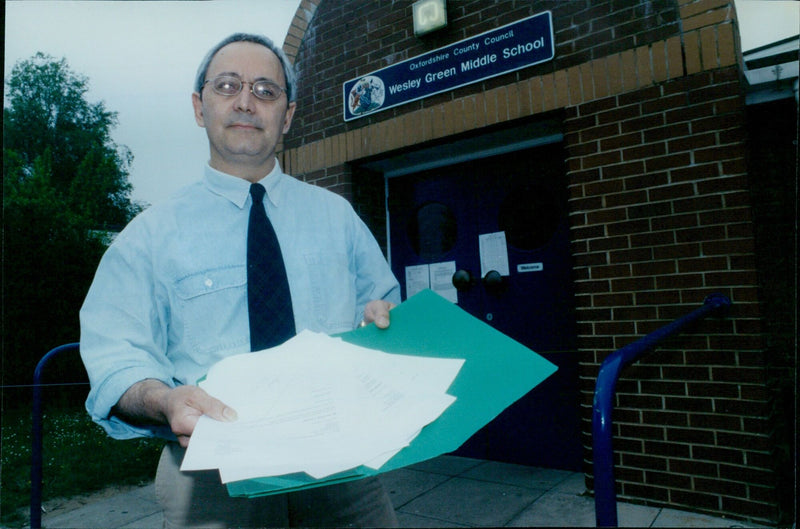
[37,456,771,528]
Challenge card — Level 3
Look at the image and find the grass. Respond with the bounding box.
[0,405,165,527]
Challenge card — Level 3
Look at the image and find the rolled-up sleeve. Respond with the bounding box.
[80,218,175,440]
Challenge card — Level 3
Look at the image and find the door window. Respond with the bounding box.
[407,202,458,261]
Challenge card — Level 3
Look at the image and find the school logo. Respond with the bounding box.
[348,75,385,116]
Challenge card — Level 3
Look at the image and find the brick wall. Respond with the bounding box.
[565,68,778,520]
[280,0,783,523]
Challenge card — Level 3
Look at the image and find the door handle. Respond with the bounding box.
[482,270,508,295]
[452,269,475,291]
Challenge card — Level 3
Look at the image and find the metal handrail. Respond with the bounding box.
[591,294,732,527]
[30,342,82,529]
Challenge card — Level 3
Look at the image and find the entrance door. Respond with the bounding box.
[388,143,582,470]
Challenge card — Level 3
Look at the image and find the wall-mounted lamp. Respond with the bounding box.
[413,0,447,37]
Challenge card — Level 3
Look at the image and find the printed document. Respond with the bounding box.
[181,330,463,482]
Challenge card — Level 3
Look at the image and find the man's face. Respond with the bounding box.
[192,41,296,179]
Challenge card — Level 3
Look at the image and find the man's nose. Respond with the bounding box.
[235,85,255,113]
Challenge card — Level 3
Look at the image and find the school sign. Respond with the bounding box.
[343,11,554,121]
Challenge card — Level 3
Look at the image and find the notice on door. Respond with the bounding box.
[479,232,510,278]
[405,264,430,299]
[430,261,458,303]
[405,262,458,303]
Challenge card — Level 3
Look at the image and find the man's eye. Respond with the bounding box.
[215,78,240,93]
[254,83,278,98]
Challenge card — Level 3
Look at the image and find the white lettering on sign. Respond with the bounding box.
[502,37,546,59]
[409,52,451,71]
[425,67,457,83]
[485,29,515,45]
[387,78,421,94]
[460,53,498,72]
[453,42,480,55]
[517,263,544,273]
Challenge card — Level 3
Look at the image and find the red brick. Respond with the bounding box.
[623,142,667,161]
[631,260,677,276]
[653,243,701,260]
[588,235,630,251]
[666,101,715,124]
[597,103,641,125]
[602,160,646,179]
[692,445,744,465]
[631,230,676,247]
[590,263,631,279]
[606,218,651,236]
[688,413,742,431]
[719,463,774,486]
[651,212,697,231]
[594,320,636,335]
[668,131,716,153]
[609,247,653,263]
[662,364,713,381]
[605,189,648,207]
[621,113,665,133]
[694,144,744,163]
[624,171,669,190]
[580,122,621,142]
[600,131,642,151]
[643,122,691,143]
[669,457,719,477]
[645,152,692,172]
[670,489,722,511]
[621,451,668,468]
[656,273,705,290]
[612,276,656,291]
[646,470,692,489]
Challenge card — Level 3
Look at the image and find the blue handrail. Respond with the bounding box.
[592,294,732,527]
[30,342,82,529]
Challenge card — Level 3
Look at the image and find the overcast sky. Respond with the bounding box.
[4,0,300,206]
[4,1,798,206]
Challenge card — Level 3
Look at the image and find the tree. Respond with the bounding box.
[3,53,142,394]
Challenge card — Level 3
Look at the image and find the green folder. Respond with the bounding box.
[226,289,557,497]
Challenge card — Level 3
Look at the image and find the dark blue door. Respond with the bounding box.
[388,144,582,470]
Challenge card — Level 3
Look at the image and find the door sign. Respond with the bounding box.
[343,11,554,121]
[404,261,458,303]
[517,262,544,273]
[478,231,510,278]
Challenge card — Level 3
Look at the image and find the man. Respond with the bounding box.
[80,33,401,528]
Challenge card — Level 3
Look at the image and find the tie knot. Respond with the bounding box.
[250,183,266,204]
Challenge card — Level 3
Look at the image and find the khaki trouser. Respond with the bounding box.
[155,443,399,528]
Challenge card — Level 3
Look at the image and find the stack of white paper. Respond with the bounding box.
[181,330,464,483]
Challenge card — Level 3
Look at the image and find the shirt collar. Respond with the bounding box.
[203,161,285,209]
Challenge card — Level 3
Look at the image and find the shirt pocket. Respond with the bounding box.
[304,252,356,333]
[174,265,249,357]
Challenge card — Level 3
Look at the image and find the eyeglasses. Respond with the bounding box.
[203,75,287,101]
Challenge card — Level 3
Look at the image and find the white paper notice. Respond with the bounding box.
[180,330,463,483]
[405,264,430,299]
[429,261,458,303]
[479,231,510,277]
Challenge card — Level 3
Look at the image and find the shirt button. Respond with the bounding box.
[204,278,213,288]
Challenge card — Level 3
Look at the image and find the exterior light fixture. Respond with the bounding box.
[413,0,447,37]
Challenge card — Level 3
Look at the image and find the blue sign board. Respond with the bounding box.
[343,11,554,121]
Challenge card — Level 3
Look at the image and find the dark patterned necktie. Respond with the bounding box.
[247,183,296,351]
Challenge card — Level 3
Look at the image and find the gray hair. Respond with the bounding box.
[194,33,297,102]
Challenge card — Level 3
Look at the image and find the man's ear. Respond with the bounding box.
[282,102,297,135]
[192,92,205,127]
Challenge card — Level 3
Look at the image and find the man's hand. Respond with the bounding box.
[114,379,237,448]
[159,385,238,447]
[363,299,396,329]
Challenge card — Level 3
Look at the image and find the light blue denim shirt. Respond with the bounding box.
[80,162,400,439]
